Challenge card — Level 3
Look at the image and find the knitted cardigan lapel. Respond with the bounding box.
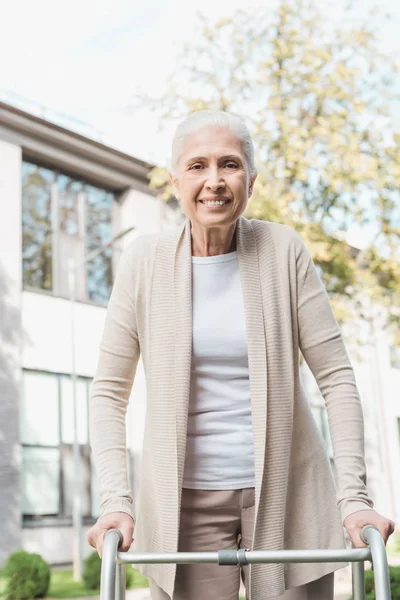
[235,218,268,517]
[243,219,294,597]
[173,219,193,494]
[151,216,293,597]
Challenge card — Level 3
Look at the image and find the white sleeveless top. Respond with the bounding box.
[183,251,256,490]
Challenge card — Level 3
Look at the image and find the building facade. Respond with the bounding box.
[0,101,181,566]
[0,100,399,567]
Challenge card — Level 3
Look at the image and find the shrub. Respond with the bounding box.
[83,552,133,590]
[4,550,50,600]
[350,565,400,600]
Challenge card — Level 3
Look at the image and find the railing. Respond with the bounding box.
[100,525,391,600]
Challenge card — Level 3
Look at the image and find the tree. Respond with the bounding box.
[135,0,400,337]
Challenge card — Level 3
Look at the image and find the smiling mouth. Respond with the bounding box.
[199,198,231,206]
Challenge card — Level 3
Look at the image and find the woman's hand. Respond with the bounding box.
[87,512,134,557]
[344,510,395,548]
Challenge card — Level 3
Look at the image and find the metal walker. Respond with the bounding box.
[100,525,391,600]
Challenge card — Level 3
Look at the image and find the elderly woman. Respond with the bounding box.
[87,110,394,600]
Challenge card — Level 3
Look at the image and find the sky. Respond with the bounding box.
[0,0,251,163]
[1,0,400,248]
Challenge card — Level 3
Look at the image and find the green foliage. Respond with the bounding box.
[349,566,400,599]
[352,566,400,600]
[82,553,102,591]
[365,568,376,597]
[82,552,134,591]
[136,0,400,334]
[4,550,50,600]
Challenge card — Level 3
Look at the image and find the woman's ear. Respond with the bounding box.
[249,172,257,197]
[169,172,180,200]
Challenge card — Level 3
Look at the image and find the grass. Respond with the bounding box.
[48,570,99,599]
[49,568,149,597]
[0,567,149,600]
[0,572,5,599]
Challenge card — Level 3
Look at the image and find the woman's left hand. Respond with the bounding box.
[344,510,395,548]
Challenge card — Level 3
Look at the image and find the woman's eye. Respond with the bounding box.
[225,162,238,169]
[189,164,203,170]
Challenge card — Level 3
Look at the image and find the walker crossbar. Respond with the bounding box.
[100,525,391,600]
[118,547,371,565]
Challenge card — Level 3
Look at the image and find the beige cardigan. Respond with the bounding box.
[90,217,373,599]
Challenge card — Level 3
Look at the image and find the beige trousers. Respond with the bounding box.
[148,488,334,600]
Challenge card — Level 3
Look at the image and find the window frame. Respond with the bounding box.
[21,369,98,525]
[21,159,119,307]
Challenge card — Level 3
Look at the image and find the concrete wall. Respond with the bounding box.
[22,292,106,377]
[119,188,183,241]
[22,524,94,566]
[0,139,23,565]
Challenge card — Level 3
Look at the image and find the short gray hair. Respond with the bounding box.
[170,110,256,177]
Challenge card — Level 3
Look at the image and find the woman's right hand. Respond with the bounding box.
[87,512,134,557]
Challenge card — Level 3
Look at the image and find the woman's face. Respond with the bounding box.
[170,126,256,230]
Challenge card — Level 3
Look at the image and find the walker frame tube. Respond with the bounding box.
[100,525,390,600]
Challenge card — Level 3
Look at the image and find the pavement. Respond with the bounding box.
[73,591,349,600]
[125,591,151,600]
[78,567,353,599]
[123,589,350,599]
[122,567,353,598]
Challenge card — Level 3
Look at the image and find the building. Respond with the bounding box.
[0,100,399,568]
[0,100,181,566]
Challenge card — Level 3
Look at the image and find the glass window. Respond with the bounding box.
[57,175,83,237]
[22,162,54,290]
[60,445,91,517]
[21,161,116,304]
[20,371,59,446]
[85,185,114,303]
[90,453,101,519]
[60,377,89,445]
[21,371,99,520]
[81,445,92,517]
[21,447,60,515]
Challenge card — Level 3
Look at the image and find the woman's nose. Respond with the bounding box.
[206,168,226,191]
